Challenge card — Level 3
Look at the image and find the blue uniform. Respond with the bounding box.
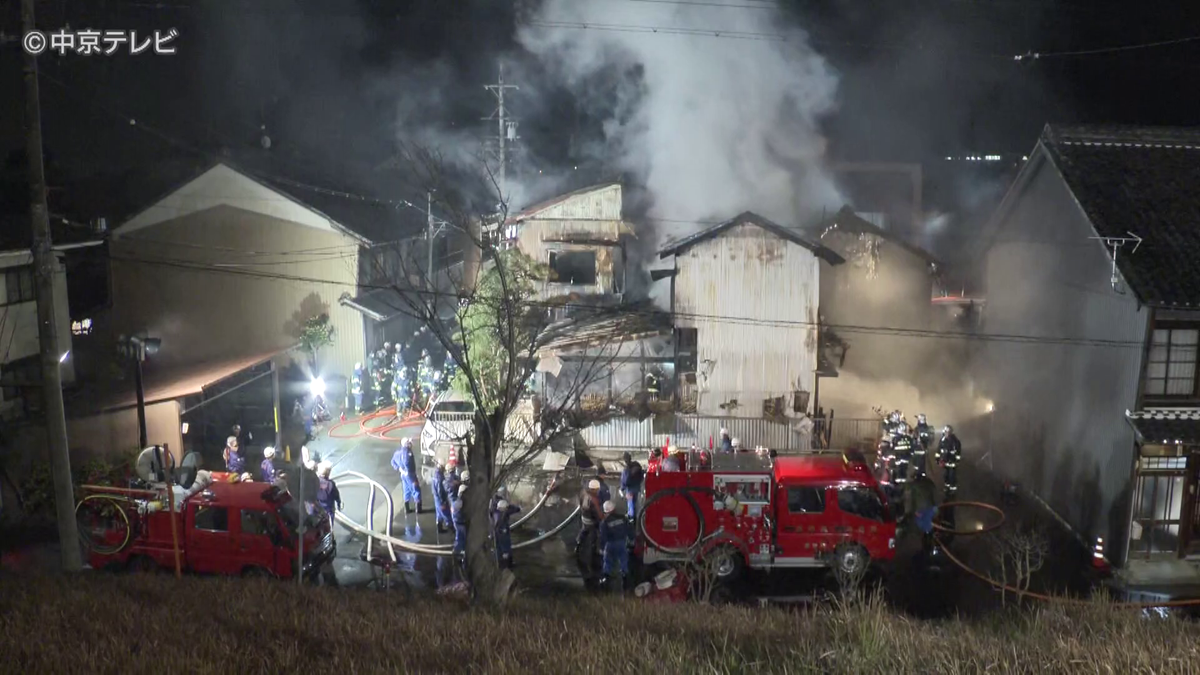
[597,479,612,507]
[719,435,734,453]
[451,498,467,555]
[391,444,422,509]
[433,466,451,528]
[444,467,461,501]
[225,448,245,474]
[316,477,342,524]
[620,461,644,517]
[599,512,631,576]
[260,458,276,483]
[492,504,521,569]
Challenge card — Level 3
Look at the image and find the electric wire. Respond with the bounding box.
[108,251,1153,349]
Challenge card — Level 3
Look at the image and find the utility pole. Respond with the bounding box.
[22,0,82,571]
[483,63,519,197]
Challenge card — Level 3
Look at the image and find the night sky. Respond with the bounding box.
[2,0,1198,232]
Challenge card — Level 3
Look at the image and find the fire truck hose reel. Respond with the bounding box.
[637,485,718,556]
[75,494,135,556]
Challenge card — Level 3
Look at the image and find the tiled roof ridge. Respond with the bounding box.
[1061,140,1200,151]
[1127,409,1200,421]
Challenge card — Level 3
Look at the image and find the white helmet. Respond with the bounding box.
[942,425,954,436]
[917,414,927,424]
[603,500,616,513]
[496,486,508,498]
[458,484,468,497]
[460,470,470,483]
[496,499,509,510]
[401,437,413,449]
[898,422,910,434]
[226,436,238,448]
[731,438,741,448]
[263,447,276,459]
[317,461,332,477]
[720,428,729,436]
[655,568,677,590]
[588,479,601,491]
[355,362,362,369]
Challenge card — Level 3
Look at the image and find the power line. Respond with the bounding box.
[108,251,1147,349]
[1014,33,1200,60]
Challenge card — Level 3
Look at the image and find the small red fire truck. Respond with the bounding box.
[637,450,896,581]
[79,480,335,580]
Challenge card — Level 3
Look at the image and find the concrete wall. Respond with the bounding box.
[980,147,1148,561]
[672,221,820,417]
[67,400,184,463]
[0,250,76,411]
[111,204,366,381]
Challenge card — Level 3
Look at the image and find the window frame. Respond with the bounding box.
[836,485,887,523]
[786,486,827,514]
[1144,323,1200,399]
[547,250,598,286]
[194,505,230,532]
[3,266,35,306]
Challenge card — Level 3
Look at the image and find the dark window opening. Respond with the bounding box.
[675,328,697,372]
[837,486,886,522]
[793,390,810,414]
[548,251,597,285]
[4,266,34,305]
[1145,327,1198,397]
[240,509,276,537]
[787,487,826,514]
[763,396,786,417]
[194,506,230,532]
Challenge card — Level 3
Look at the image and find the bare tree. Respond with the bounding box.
[992,526,1049,606]
[375,145,642,603]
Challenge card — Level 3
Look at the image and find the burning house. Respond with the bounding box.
[976,124,1200,586]
[656,212,845,419]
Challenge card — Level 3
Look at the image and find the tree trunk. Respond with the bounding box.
[464,408,505,604]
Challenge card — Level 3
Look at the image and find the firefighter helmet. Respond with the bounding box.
[897,422,910,435]
[731,438,741,449]
[588,479,601,491]
[401,437,413,449]
[603,500,616,513]
[461,470,470,483]
[942,425,954,436]
[263,446,276,458]
[917,413,927,425]
[496,499,509,510]
[458,484,468,497]
[496,486,508,498]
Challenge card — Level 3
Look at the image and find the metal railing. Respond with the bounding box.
[574,415,883,454]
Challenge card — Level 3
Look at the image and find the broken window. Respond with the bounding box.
[548,251,597,285]
[1145,327,1198,397]
[675,328,698,372]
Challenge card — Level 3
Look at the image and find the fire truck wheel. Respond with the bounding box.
[127,555,159,574]
[708,545,745,582]
[833,543,869,578]
[242,566,272,579]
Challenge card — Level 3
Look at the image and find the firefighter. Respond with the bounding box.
[596,468,612,506]
[350,362,364,414]
[490,485,509,514]
[908,471,938,555]
[260,446,278,483]
[620,451,644,517]
[647,447,663,473]
[223,436,245,474]
[576,479,604,590]
[433,461,451,534]
[492,498,521,570]
[391,437,423,514]
[452,484,468,563]
[645,372,660,401]
[599,500,631,589]
[719,428,733,453]
[913,413,933,480]
[316,461,343,528]
[661,448,681,472]
[892,422,913,489]
[441,352,459,394]
[731,437,744,453]
[417,350,435,409]
[939,425,962,500]
[444,459,461,498]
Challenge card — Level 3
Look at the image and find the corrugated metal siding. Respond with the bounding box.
[516,186,626,299]
[673,222,820,417]
[981,152,1148,561]
[111,204,365,381]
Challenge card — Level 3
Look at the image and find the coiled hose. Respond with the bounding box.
[636,485,717,556]
[75,494,135,555]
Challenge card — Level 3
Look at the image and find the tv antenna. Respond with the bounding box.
[1089,232,1142,294]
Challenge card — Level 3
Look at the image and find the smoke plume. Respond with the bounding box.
[515,0,846,257]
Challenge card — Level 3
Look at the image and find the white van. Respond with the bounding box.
[420,391,475,460]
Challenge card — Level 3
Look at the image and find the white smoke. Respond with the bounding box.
[516,0,845,253]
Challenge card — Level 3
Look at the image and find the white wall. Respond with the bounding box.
[0,251,76,406]
[672,222,821,417]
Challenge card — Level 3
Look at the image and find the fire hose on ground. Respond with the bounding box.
[330,470,581,558]
[327,405,426,441]
[932,500,1200,609]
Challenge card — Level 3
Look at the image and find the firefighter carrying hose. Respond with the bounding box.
[938,425,962,500]
[913,413,933,480]
[350,362,364,414]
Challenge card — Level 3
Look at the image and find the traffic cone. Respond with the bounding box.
[1092,537,1111,573]
[340,411,346,423]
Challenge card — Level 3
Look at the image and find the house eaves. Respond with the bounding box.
[658,210,845,265]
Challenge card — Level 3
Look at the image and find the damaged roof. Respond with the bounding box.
[1126,408,1200,446]
[510,182,622,222]
[658,211,845,264]
[539,302,673,352]
[817,205,942,267]
[1042,124,1200,307]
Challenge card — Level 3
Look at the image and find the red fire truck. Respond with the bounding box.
[637,450,896,581]
[79,480,336,580]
